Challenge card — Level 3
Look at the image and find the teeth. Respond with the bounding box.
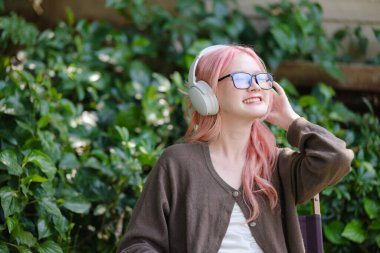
[243,97,261,104]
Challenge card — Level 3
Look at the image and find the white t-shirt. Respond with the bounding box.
[218,203,263,253]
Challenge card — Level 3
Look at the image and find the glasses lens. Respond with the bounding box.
[256,73,273,89]
[231,73,251,89]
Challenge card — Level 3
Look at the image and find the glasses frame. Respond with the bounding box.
[217,72,274,90]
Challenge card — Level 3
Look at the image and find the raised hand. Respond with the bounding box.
[265,82,300,131]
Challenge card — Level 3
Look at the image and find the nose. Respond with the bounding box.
[247,80,261,91]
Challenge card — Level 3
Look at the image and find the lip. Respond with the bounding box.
[242,95,263,104]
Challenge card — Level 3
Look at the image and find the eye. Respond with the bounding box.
[257,74,271,82]
[234,73,250,81]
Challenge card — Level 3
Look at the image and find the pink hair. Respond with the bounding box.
[185,45,278,221]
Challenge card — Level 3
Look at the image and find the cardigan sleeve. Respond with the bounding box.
[278,117,354,204]
[116,155,171,253]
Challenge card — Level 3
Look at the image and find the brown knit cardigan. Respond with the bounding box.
[117,117,353,253]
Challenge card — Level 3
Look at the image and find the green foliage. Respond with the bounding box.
[288,83,380,253]
[0,8,188,252]
[0,0,379,252]
[332,26,380,64]
[104,0,258,74]
[254,0,344,80]
[0,12,39,50]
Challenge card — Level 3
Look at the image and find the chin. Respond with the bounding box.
[249,107,269,118]
[243,111,268,121]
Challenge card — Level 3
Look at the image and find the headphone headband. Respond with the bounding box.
[187,44,228,116]
[188,45,228,87]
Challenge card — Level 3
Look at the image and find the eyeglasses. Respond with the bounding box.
[218,72,274,90]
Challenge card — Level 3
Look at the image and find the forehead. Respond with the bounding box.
[225,52,262,74]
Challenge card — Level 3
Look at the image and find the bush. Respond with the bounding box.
[0,8,188,253]
[283,82,380,252]
[0,0,379,252]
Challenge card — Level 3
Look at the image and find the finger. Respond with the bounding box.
[270,87,280,97]
[270,83,281,96]
[272,81,286,96]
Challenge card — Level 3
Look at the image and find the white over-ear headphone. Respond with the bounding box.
[188,45,228,116]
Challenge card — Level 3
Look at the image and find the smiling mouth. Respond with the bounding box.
[243,97,262,104]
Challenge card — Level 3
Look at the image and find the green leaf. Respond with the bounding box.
[39,198,62,217]
[342,220,367,243]
[373,28,380,43]
[37,217,52,240]
[61,198,91,214]
[271,25,297,52]
[17,245,33,253]
[324,219,347,245]
[364,197,379,219]
[279,79,299,97]
[21,174,48,185]
[52,215,69,239]
[316,83,336,103]
[354,26,369,54]
[38,131,61,163]
[115,126,129,142]
[298,95,317,107]
[58,153,80,170]
[0,187,24,217]
[12,225,37,247]
[323,61,344,81]
[0,149,22,175]
[37,240,63,253]
[106,0,129,9]
[376,234,380,248]
[38,198,68,237]
[369,219,380,230]
[0,13,38,46]
[23,150,57,180]
[6,216,18,233]
[0,243,10,253]
[333,28,347,41]
[16,119,35,135]
[65,7,75,27]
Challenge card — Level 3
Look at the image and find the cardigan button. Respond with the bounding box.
[249,221,257,227]
[232,191,240,197]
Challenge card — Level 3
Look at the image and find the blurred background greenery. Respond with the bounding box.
[0,0,379,252]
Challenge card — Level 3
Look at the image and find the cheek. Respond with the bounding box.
[263,91,272,105]
[216,84,235,104]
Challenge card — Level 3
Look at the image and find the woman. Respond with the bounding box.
[117,45,353,253]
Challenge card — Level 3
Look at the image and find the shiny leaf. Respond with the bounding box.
[37,240,63,253]
[61,198,91,214]
[23,150,57,180]
[342,220,367,243]
[0,187,23,217]
[37,217,52,240]
[0,149,22,175]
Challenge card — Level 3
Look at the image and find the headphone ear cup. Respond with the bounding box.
[189,81,219,116]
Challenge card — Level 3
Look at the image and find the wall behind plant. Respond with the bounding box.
[238,0,380,62]
[0,0,379,252]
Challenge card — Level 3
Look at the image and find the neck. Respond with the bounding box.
[209,117,254,161]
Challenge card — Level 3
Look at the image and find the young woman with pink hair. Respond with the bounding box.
[117,45,354,253]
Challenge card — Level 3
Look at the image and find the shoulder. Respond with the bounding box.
[152,142,209,188]
[156,142,207,169]
[161,142,205,159]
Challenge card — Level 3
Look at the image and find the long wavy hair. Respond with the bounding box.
[185,45,278,221]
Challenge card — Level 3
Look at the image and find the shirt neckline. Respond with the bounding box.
[200,142,243,193]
